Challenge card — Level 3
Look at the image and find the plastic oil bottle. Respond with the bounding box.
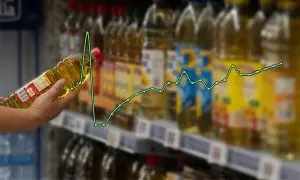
[0,48,101,108]
[115,7,134,129]
[175,0,205,134]
[140,0,173,120]
[88,4,107,120]
[195,0,215,136]
[244,0,276,149]
[130,9,144,119]
[215,0,252,145]
[212,0,232,139]
[261,0,300,160]
[78,1,96,115]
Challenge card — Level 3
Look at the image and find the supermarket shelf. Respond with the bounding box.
[135,118,300,180]
[50,111,300,180]
[50,111,169,155]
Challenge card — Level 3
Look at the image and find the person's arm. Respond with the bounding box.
[0,79,80,132]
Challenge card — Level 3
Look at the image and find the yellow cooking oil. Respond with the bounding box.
[195,0,215,136]
[166,5,182,121]
[126,8,143,120]
[114,8,134,130]
[140,0,173,120]
[175,0,205,134]
[1,49,100,109]
[261,0,300,160]
[244,0,276,149]
[216,0,251,146]
[212,0,232,138]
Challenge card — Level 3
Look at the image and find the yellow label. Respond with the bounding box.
[262,71,296,125]
[132,64,142,104]
[241,62,263,131]
[212,60,244,128]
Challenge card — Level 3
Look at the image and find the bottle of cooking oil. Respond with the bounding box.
[115,7,134,130]
[195,0,215,136]
[0,48,101,108]
[140,0,173,120]
[261,0,300,160]
[244,0,276,149]
[101,7,119,114]
[166,3,182,121]
[78,2,96,115]
[216,0,252,146]
[175,0,205,134]
[130,9,144,118]
[212,0,232,140]
[86,4,107,120]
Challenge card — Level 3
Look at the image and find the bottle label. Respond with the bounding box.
[196,49,213,119]
[101,60,115,98]
[115,61,131,101]
[15,73,52,103]
[263,72,296,125]
[176,45,198,114]
[69,33,81,54]
[132,64,142,110]
[166,50,179,91]
[59,32,69,57]
[241,62,264,131]
[141,49,164,89]
[212,60,244,128]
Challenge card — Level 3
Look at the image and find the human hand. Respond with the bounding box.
[28,79,81,126]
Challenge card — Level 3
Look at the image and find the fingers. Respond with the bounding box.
[57,88,80,109]
[45,79,66,101]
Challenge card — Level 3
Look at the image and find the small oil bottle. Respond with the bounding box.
[261,0,300,160]
[1,48,101,108]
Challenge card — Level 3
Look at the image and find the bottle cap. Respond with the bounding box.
[146,155,163,168]
[91,48,103,66]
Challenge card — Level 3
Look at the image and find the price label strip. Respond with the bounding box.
[135,119,151,139]
[106,130,121,148]
[258,156,281,180]
[164,128,181,149]
[208,141,228,166]
[72,117,86,135]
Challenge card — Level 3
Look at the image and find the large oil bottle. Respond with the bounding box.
[216,0,252,146]
[1,48,101,108]
[78,1,96,115]
[130,9,144,118]
[261,0,300,160]
[195,0,215,136]
[212,0,232,139]
[140,0,173,120]
[115,7,134,130]
[175,0,205,134]
[101,7,118,114]
[165,2,183,121]
[244,0,276,149]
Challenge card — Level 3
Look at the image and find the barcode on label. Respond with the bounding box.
[15,88,30,103]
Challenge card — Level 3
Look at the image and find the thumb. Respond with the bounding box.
[45,79,66,100]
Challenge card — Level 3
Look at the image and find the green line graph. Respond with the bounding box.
[78,32,283,128]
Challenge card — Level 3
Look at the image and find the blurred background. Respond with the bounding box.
[0,0,299,179]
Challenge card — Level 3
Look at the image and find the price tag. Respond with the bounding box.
[208,141,228,166]
[164,128,180,149]
[135,119,151,138]
[258,156,281,180]
[50,114,64,127]
[106,130,120,148]
[72,118,86,135]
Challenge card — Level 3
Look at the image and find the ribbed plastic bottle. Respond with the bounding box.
[0,48,101,108]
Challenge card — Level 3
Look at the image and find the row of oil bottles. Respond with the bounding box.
[54,134,254,180]
[58,0,300,161]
